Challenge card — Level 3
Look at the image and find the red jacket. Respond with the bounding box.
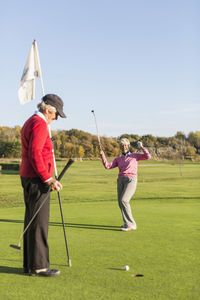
[20,114,54,182]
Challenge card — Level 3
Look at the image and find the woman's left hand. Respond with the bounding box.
[137,141,143,148]
[47,179,63,192]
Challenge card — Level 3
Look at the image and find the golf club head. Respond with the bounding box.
[68,259,72,267]
[10,244,22,250]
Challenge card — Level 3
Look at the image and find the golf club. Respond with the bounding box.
[10,159,74,253]
[91,110,102,150]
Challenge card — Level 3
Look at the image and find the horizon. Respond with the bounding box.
[0,123,197,140]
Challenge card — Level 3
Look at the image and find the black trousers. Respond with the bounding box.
[21,177,50,271]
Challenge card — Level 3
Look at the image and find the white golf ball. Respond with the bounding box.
[124,265,130,271]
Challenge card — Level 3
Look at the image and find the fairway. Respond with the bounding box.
[0,161,200,300]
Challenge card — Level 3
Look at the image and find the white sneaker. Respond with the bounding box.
[121,226,136,232]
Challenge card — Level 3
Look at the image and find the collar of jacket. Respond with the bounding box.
[35,110,47,123]
[122,151,131,157]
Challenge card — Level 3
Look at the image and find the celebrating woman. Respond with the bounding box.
[99,138,151,231]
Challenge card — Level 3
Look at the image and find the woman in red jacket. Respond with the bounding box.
[20,94,66,277]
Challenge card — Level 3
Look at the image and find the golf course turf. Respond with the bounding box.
[0,160,199,299]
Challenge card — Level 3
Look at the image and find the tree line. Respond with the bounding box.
[0,126,200,161]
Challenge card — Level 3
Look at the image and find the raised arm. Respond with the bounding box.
[135,141,151,161]
[99,150,118,169]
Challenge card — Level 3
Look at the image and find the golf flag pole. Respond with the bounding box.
[50,137,72,267]
[18,40,44,104]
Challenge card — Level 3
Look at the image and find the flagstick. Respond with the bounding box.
[51,133,72,266]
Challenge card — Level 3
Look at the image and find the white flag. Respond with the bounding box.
[18,40,44,105]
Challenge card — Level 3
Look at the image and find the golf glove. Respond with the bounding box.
[137,141,143,148]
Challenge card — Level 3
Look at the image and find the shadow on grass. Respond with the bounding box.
[108,268,144,277]
[0,219,23,224]
[108,267,124,271]
[50,222,121,231]
[0,218,121,231]
[0,266,25,275]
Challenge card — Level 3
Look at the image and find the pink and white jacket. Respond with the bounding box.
[101,147,151,178]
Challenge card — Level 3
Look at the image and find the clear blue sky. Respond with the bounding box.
[1,0,199,138]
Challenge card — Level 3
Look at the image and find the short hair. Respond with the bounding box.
[37,101,57,113]
[120,138,130,147]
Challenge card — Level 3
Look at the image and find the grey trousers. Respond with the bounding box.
[117,177,137,228]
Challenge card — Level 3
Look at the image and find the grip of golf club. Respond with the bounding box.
[57,159,74,181]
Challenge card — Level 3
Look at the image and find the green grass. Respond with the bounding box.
[0,161,200,299]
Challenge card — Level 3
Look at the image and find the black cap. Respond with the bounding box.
[42,94,66,118]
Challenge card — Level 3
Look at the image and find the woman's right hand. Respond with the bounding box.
[99,150,104,156]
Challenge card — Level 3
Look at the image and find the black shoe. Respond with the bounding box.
[30,268,60,277]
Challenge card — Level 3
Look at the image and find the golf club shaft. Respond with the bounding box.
[92,111,102,150]
[17,187,51,247]
[56,189,72,267]
[16,159,74,248]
